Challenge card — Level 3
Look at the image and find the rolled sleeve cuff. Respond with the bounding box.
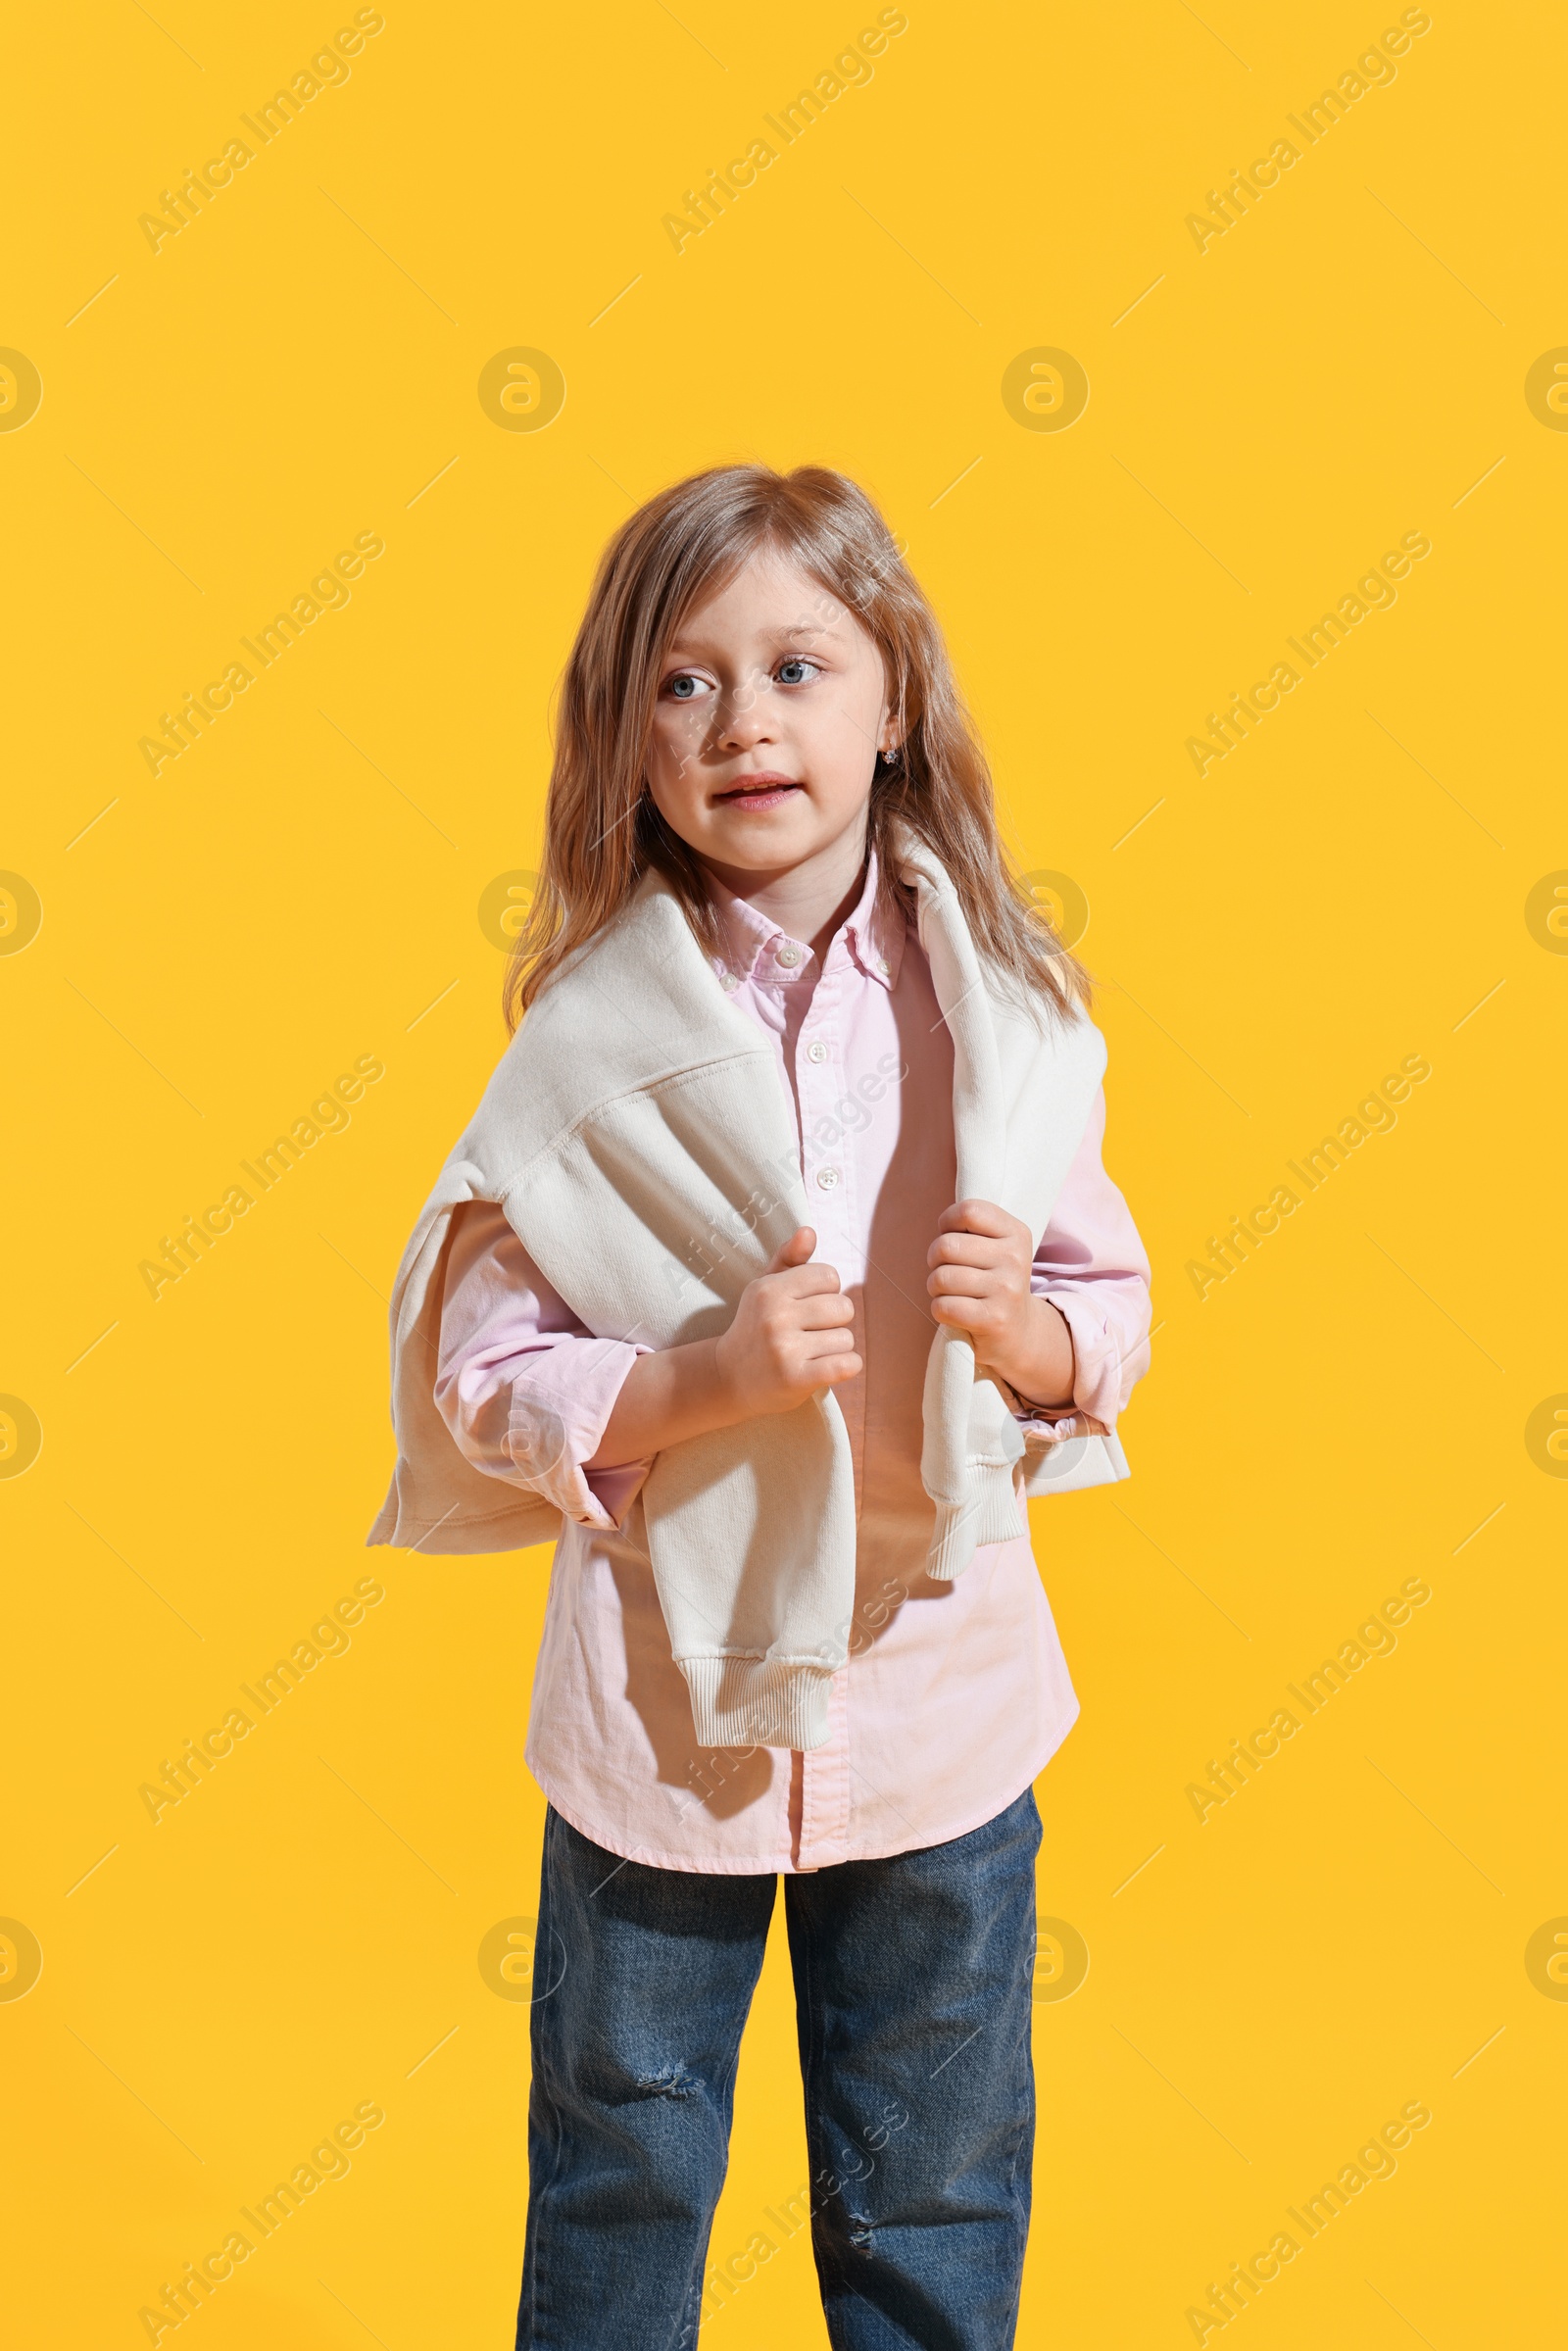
[1010,1405,1110,1448]
[504,1339,653,1532]
[1009,1289,1150,1442]
[1054,1292,1132,1430]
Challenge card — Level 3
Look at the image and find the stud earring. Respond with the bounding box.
[881,748,898,765]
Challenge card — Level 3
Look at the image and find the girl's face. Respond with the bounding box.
[646,550,896,883]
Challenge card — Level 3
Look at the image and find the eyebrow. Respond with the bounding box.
[665,620,844,658]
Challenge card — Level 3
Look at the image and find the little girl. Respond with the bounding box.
[369,464,1151,2350]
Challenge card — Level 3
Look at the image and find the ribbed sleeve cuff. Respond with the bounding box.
[925,1470,1027,1581]
[679,1656,838,1751]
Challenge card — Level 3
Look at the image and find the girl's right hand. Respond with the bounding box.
[713,1227,861,1417]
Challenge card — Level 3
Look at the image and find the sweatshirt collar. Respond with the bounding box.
[709,849,905,994]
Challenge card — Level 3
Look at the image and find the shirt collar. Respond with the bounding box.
[841,849,905,989]
[709,849,905,993]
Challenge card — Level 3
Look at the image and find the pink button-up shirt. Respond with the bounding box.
[434,858,1151,1873]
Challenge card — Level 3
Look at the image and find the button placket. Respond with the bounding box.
[796,1662,853,1870]
[796,969,845,1213]
[793,964,864,1520]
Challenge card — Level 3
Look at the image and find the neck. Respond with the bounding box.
[698,815,869,962]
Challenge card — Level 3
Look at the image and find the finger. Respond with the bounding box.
[766,1225,816,1274]
[927,1263,1008,1298]
[808,1349,863,1388]
[773,1260,843,1297]
[937,1199,1021,1241]
[793,1295,858,1329]
[926,1232,1009,1271]
[800,1327,860,1361]
[930,1296,1004,1332]
[928,1301,988,1337]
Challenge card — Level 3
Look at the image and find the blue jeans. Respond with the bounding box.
[517,1788,1041,2350]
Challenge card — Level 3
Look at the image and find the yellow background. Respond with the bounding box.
[5,0,1564,2341]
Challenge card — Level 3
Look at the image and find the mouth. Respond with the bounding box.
[711,771,805,811]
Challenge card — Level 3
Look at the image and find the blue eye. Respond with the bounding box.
[777,658,817,685]
[667,674,699,700]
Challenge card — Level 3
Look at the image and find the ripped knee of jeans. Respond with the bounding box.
[633,2062,696,2100]
[845,2212,874,2251]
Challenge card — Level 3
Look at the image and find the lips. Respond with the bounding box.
[714,772,804,808]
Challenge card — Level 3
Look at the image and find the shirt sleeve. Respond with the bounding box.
[433,1199,653,1531]
[1012,1086,1152,1443]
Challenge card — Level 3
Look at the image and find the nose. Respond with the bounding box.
[717,669,779,753]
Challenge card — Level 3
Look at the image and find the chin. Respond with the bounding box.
[710,811,817,846]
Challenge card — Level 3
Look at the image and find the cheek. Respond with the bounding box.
[645,725,716,850]
[649,709,705,780]
[794,701,880,808]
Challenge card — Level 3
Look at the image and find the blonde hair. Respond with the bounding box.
[504,463,1088,1031]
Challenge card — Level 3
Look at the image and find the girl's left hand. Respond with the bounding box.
[926,1198,1074,1409]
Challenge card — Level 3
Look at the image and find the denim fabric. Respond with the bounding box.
[517,1789,1041,2350]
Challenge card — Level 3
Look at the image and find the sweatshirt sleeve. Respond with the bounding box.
[433,1199,653,1531]
[1014,1085,1152,1442]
